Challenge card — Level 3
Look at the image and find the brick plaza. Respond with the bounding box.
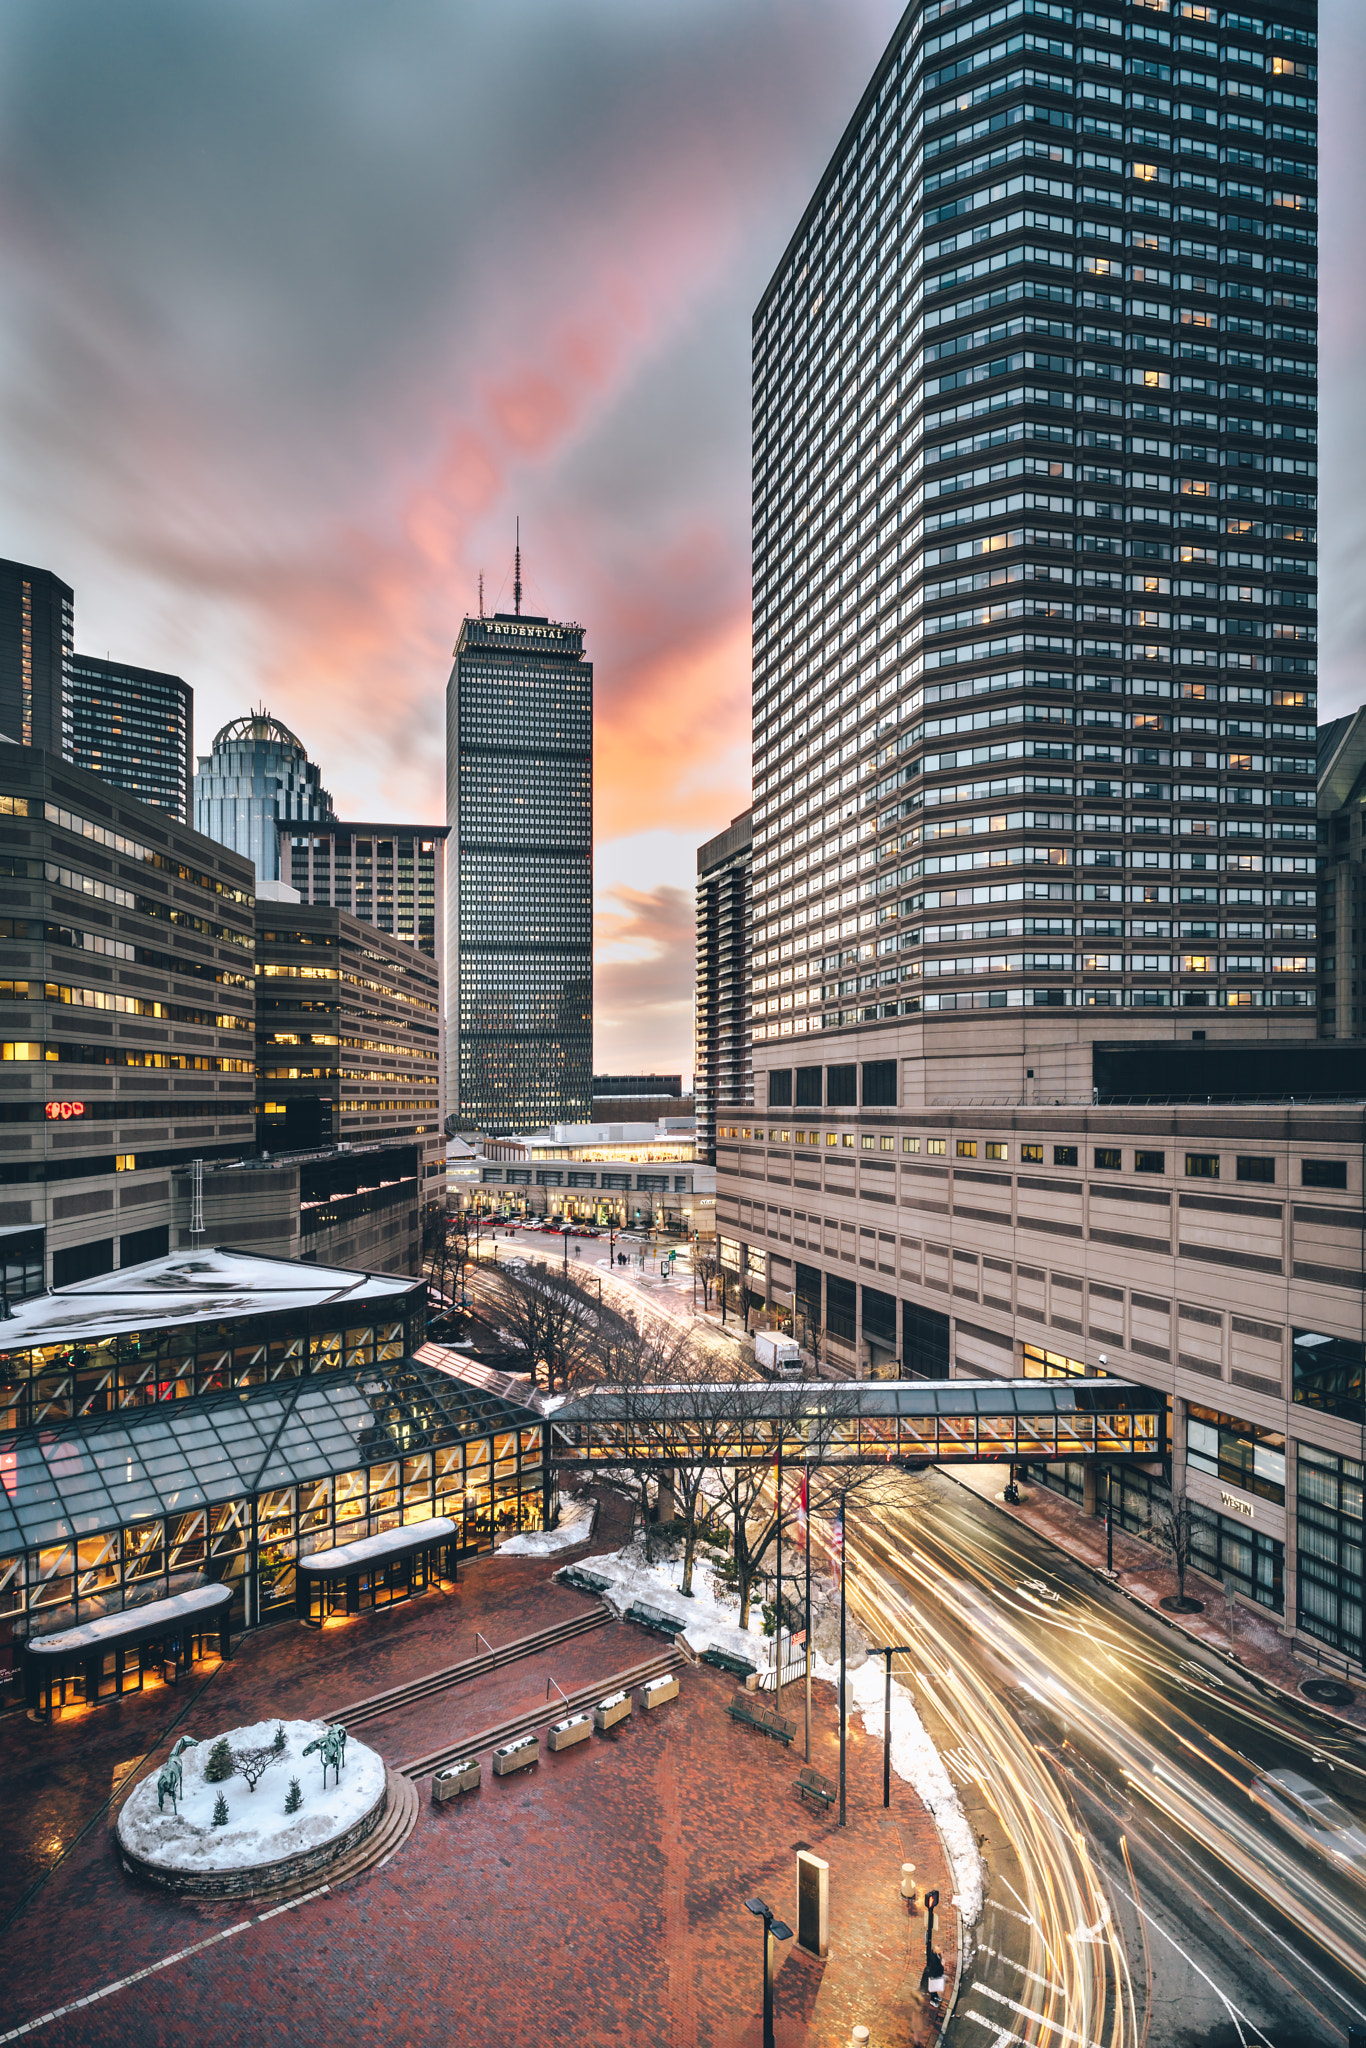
[0,1495,952,2047]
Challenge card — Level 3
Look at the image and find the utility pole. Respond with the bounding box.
[874,1645,915,1808]
[774,1438,783,1712]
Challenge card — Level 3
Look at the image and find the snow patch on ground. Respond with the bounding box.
[118,1718,386,1873]
[846,1657,984,1926]
[499,1498,595,1556]
[571,1540,985,1927]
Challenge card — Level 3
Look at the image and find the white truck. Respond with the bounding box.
[754,1331,803,1379]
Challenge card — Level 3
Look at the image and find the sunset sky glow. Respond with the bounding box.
[0,0,1360,1079]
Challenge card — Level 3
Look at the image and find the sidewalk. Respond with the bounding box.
[949,1462,1366,1734]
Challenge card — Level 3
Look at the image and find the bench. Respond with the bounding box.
[626,1602,682,1641]
[702,1647,757,1681]
[794,1765,835,1811]
[727,1692,796,1746]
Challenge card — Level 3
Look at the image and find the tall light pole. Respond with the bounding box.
[872,1644,915,1808]
[744,1897,793,2048]
[836,1486,848,1828]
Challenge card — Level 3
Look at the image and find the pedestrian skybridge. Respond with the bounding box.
[549,1377,1163,1468]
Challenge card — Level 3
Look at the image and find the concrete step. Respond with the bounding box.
[326,1605,611,1728]
[247,1769,420,1905]
[399,1648,685,1782]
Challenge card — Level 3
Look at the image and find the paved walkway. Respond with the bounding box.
[0,1485,951,2047]
[949,1463,1366,1732]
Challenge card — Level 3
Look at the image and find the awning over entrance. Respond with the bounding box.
[549,1377,1164,1467]
[23,1580,233,1716]
[299,1515,458,1580]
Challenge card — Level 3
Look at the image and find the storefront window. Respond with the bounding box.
[1297,1444,1364,1664]
[1186,1405,1284,1504]
[1190,1502,1283,1613]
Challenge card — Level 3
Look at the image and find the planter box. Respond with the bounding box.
[638,1675,679,1711]
[592,1690,632,1734]
[432,1759,480,1803]
[547,1715,592,1754]
[492,1735,539,1777]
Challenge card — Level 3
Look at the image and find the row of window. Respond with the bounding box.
[725,1122,1348,1188]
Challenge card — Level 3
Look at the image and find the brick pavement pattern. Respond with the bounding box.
[0,1487,951,2046]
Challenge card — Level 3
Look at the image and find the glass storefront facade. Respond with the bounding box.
[0,1359,546,1699]
[1297,1443,1364,1664]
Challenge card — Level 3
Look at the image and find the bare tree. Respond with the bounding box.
[694,1249,719,1312]
[1147,1488,1203,1608]
[483,1263,603,1396]
[591,1303,698,1560]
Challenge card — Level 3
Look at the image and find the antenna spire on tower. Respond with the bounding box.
[478,571,484,620]
[513,518,522,618]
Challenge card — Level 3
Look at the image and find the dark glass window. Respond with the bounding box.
[1293,1329,1365,1425]
[768,1068,793,1108]
[795,1065,823,1108]
[861,1285,897,1348]
[1297,1445,1363,1663]
[1054,1145,1078,1167]
[1185,1153,1219,1178]
[794,1262,822,1332]
[1135,1150,1165,1173]
[1236,1156,1275,1183]
[861,1059,897,1107]
[826,1064,857,1108]
[1094,1148,1121,1171]
[1302,1159,1347,1189]
[904,1300,950,1379]
[826,1273,857,1342]
[1186,1403,1285,1504]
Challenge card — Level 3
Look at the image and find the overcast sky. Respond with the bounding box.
[0,1,1357,1078]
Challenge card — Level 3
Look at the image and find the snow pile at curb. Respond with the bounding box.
[846,1658,984,1926]
[570,1544,984,1924]
[499,1499,595,1556]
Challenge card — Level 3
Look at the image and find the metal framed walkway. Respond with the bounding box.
[549,1377,1164,1468]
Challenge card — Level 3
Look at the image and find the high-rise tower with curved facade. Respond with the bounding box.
[193,711,334,884]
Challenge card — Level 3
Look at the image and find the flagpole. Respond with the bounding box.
[775,1436,783,1712]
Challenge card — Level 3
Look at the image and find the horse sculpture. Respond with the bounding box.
[156,1735,200,1814]
[302,1724,347,1789]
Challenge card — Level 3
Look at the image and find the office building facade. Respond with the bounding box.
[1315,707,1365,1037]
[446,614,592,1134]
[747,0,1317,1055]
[67,655,193,824]
[255,902,441,1164]
[0,559,72,754]
[0,747,257,1292]
[695,811,753,1165]
[194,712,333,884]
[281,821,447,962]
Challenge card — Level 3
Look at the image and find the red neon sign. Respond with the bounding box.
[44,1101,86,1121]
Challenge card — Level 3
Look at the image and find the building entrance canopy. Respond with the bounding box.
[550,1378,1163,1468]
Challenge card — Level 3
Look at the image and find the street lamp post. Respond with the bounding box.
[836,1487,848,1828]
[872,1645,915,1808]
[743,1897,793,2048]
[1106,1464,1115,1575]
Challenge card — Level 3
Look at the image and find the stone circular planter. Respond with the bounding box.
[116,1717,387,1900]
[1158,1595,1205,1614]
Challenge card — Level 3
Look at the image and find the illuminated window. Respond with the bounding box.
[956,1140,977,1158]
[926,1139,946,1156]
[1021,1144,1043,1164]
[985,1143,1007,1161]
[1185,1152,1219,1179]
[115,1153,136,1172]
[1094,1148,1121,1171]
[881,1136,895,1152]
[861,1135,875,1150]
[902,1137,920,1153]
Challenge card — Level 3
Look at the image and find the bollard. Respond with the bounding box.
[851,2030,871,2047]
[900,1861,919,1913]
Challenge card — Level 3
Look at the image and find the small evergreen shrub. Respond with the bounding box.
[211,1792,229,1827]
[272,1722,287,1754]
[204,1737,234,1783]
[285,1778,302,1814]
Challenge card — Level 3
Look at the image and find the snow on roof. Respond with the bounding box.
[0,1246,418,1348]
[299,1515,458,1575]
[26,1581,232,1657]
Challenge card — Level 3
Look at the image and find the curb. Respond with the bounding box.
[947,1473,1366,1742]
